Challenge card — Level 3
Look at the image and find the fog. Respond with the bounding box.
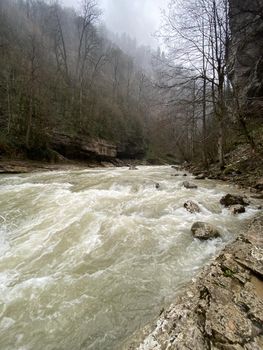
[62,0,168,47]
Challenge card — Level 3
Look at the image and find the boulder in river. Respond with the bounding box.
[220,194,249,207]
[191,222,220,240]
[183,181,198,189]
[230,205,246,215]
[195,174,206,180]
[184,200,201,213]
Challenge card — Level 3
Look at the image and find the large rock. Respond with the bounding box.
[184,200,201,213]
[183,181,198,189]
[191,222,220,240]
[220,193,248,207]
[230,204,246,214]
[49,132,117,161]
[195,174,206,180]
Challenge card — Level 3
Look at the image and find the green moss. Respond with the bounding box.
[222,267,235,278]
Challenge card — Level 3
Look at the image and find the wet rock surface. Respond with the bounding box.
[126,214,263,350]
[220,193,249,207]
[184,200,201,213]
[191,222,220,240]
[195,174,206,180]
[183,181,198,189]
[230,204,246,215]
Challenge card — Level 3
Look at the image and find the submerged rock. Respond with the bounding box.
[230,204,246,215]
[184,200,201,213]
[220,193,248,207]
[191,222,220,240]
[183,181,198,189]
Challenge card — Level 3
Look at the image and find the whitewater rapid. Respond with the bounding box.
[0,166,259,350]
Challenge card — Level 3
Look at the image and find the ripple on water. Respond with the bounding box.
[0,166,260,350]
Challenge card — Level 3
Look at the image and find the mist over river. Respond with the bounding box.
[0,166,258,350]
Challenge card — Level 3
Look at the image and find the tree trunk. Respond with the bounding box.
[26,93,33,148]
[202,76,208,167]
[7,79,12,134]
[218,118,224,167]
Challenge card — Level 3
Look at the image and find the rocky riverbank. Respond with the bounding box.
[126,213,263,350]
[0,158,147,174]
[124,157,263,350]
[183,145,263,199]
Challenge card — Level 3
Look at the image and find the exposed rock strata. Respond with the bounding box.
[191,222,220,240]
[126,215,263,350]
[49,132,117,160]
[228,0,263,119]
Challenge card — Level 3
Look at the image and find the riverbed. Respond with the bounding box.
[0,166,258,350]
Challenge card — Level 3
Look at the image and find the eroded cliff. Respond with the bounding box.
[228,0,263,119]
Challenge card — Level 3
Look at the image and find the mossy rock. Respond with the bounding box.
[223,165,241,175]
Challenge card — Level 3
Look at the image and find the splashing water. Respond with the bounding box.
[0,166,258,350]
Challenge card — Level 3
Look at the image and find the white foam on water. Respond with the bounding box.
[0,166,261,350]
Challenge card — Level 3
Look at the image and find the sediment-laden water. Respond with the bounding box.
[0,166,258,350]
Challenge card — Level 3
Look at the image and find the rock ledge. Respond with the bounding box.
[126,214,263,350]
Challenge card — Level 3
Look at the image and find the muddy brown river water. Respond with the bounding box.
[0,166,258,350]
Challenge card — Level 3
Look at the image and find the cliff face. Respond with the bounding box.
[228,0,263,118]
[49,132,117,161]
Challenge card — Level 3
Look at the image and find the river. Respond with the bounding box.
[0,166,258,350]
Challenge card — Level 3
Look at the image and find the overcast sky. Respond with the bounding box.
[62,0,168,47]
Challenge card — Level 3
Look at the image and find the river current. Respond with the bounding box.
[0,166,258,350]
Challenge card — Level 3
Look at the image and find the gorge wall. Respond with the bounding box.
[228,0,263,119]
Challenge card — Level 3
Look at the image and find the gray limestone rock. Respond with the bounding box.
[126,215,263,350]
[230,204,246,214]
[183,181,198,189]
[191,222,220,240]
[184,200,201,213]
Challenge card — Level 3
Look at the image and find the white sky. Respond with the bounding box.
[62,0,168,47]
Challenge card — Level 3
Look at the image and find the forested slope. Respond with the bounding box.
[0,0,262,167]
[0,0,164,162]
